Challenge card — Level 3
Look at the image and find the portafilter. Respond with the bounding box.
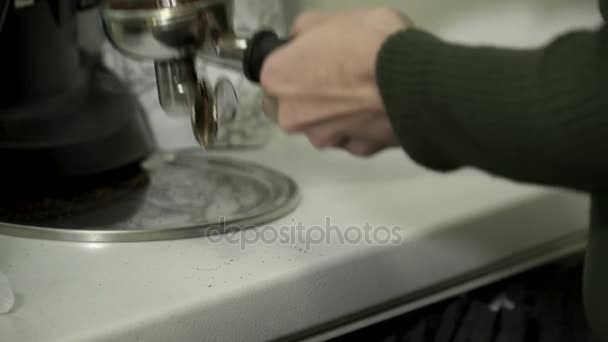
[102,0,285,149]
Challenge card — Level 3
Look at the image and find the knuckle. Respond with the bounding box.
[277,116,300,133]
[293,12,317,32]
[371,7,393,17]
[348,143,378,157]
[371,7,408,24]
[308,135,327,149]
[307,131,332,149]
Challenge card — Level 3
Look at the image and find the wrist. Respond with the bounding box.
[370,9,413,114]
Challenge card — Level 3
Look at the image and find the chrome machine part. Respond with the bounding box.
[190,76,238,148]
[154,58,200,118]
[102,0,246,67]
[0,150,301,242]
[102,0,219,60]
[189,76,217,148]
[102,0,244,149]
[102,0,284,149]
[154,59,237,149]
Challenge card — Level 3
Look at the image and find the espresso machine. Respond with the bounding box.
[0,0,284,180]
[0,0,299,242]
[101,0,286,148]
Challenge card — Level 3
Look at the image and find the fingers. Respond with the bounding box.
[304,115,390,157]
[344,139,384,157]
[306,133,382,158]
[262,96,397,144]
[365,115,400,146]
[261,97,392,157]
[305,113,374,148]
[258,7,406,158]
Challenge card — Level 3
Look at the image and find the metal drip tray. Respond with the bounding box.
[0,150,300,242]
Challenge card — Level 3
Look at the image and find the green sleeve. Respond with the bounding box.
[376,26,608,193]
[376,20,608,339]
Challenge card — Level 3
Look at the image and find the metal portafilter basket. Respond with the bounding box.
[101,0,285,149]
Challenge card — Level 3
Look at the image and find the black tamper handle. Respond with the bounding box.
[243,30,288,84]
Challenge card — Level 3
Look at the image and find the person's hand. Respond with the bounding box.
[260,8,411,157]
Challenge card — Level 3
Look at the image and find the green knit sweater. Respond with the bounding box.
[376,2,608,338]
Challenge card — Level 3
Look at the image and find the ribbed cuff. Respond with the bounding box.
[376,29,461,171]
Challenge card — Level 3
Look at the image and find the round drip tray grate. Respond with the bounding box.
[0,150,300,242]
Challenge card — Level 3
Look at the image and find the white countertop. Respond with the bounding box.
[0,135,589,342]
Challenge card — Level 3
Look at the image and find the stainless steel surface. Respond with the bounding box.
[155,59,239,148]
[154,58,223,148]
[154,58,201,118]
[102,4,210,60]
[189,76,218,148]
[102,0,251,149]
[0,150,301,242]
[104,0,219,10]
[214,77,238,125]
[206,32,249,66]
[102,0,245,68]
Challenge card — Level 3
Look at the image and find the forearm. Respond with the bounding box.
[377,26,608,192]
